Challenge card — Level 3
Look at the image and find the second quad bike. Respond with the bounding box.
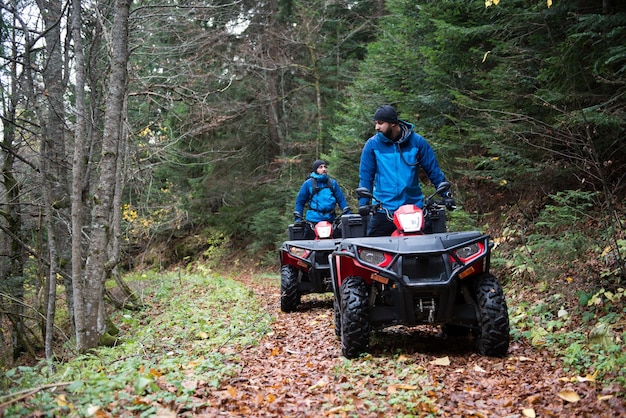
[330,182,510,358]
[279,217,365,312]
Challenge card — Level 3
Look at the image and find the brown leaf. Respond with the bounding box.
[430,356,450,366]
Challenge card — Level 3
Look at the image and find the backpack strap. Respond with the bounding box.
[311,177,320,195]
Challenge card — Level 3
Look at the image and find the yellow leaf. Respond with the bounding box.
[482,51,491,63]
[576,372,596,382]
[397,354,410,362]
[598,394,614,401]
[557,390,580,403]
[522,408,536,418]
[430,356,450,366]
[197,331,209,339]
[395,384,418,390]
[56,394,68,407]
[270,347,280,356]
[547,0,552,7]
[266,393,277,403]
[309,377,329,391]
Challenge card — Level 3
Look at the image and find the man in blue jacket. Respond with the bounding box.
[359,105,451,236]
[294,160,350,238]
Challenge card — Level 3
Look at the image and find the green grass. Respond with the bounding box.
[0,271,273,417]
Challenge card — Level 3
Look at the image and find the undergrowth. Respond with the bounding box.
[0,270,273,417]
[500,189,625,391]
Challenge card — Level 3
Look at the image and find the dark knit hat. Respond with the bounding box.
[312,159,327,171]
[373,105,399,123]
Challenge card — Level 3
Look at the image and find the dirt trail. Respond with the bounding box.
[195,270,625,417]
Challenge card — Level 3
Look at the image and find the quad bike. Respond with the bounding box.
[330,182,510,358]
[279,217,352,312]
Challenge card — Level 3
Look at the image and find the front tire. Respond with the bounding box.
[473,274,510,356]
[280,265,301,312]
[340,276,370,358]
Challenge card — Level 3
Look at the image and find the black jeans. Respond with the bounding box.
[366,212,396,237]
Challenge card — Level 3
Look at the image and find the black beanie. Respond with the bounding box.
[373,105,399,123]
[312,159,327,172]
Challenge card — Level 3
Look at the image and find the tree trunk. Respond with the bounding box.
[37,0,71,359]
[0,34,28,359]
[78,0,131,351]
[70,0,89,352]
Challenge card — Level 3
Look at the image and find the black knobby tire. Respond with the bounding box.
[280,265,301,313]
[340,276,371,358]
[334,297,341,339]
[473,273,510,356]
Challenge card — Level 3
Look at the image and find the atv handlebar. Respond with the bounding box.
[356,181,456,221]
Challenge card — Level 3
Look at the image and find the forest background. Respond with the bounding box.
[0,0,625,387]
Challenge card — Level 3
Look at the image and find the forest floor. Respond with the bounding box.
[191,267,626,418]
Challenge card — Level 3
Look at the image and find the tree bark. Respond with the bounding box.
[70,0,89,352]
[79,0,131,351]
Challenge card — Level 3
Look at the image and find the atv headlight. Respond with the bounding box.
[315,222,332,239]
[289,246,309,258]
[358,248,391,267]
[454,243,482,261]
[396,211,423,233]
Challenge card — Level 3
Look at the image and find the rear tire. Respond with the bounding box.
[340,276,370,358]
[280,265,300,312]
[473,274,510,356]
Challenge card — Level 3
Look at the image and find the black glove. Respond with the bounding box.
[441,192,456,211]
[294,218,303,226]
[342,207,351,215]
[358,205,370,217]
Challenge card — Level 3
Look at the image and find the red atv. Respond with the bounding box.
[330,182,510,358]
[279,217,363,312]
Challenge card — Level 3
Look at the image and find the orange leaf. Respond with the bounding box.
[226,385,237,398]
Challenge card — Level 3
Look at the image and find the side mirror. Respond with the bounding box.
[356,187,373,199]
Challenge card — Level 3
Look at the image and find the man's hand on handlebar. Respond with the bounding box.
[441,191,456,211]
[358,206,370,217]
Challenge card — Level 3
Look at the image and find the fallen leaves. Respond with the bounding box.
[557,390,581,403]
[175,271,626,417]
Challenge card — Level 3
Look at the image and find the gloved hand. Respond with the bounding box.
[294,218,303,226]
[358,205,370,217]
[342,207,351,215]
[441,191,456,211]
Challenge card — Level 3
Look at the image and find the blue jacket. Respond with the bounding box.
[295,173,349,223]
[359,120,446,212]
